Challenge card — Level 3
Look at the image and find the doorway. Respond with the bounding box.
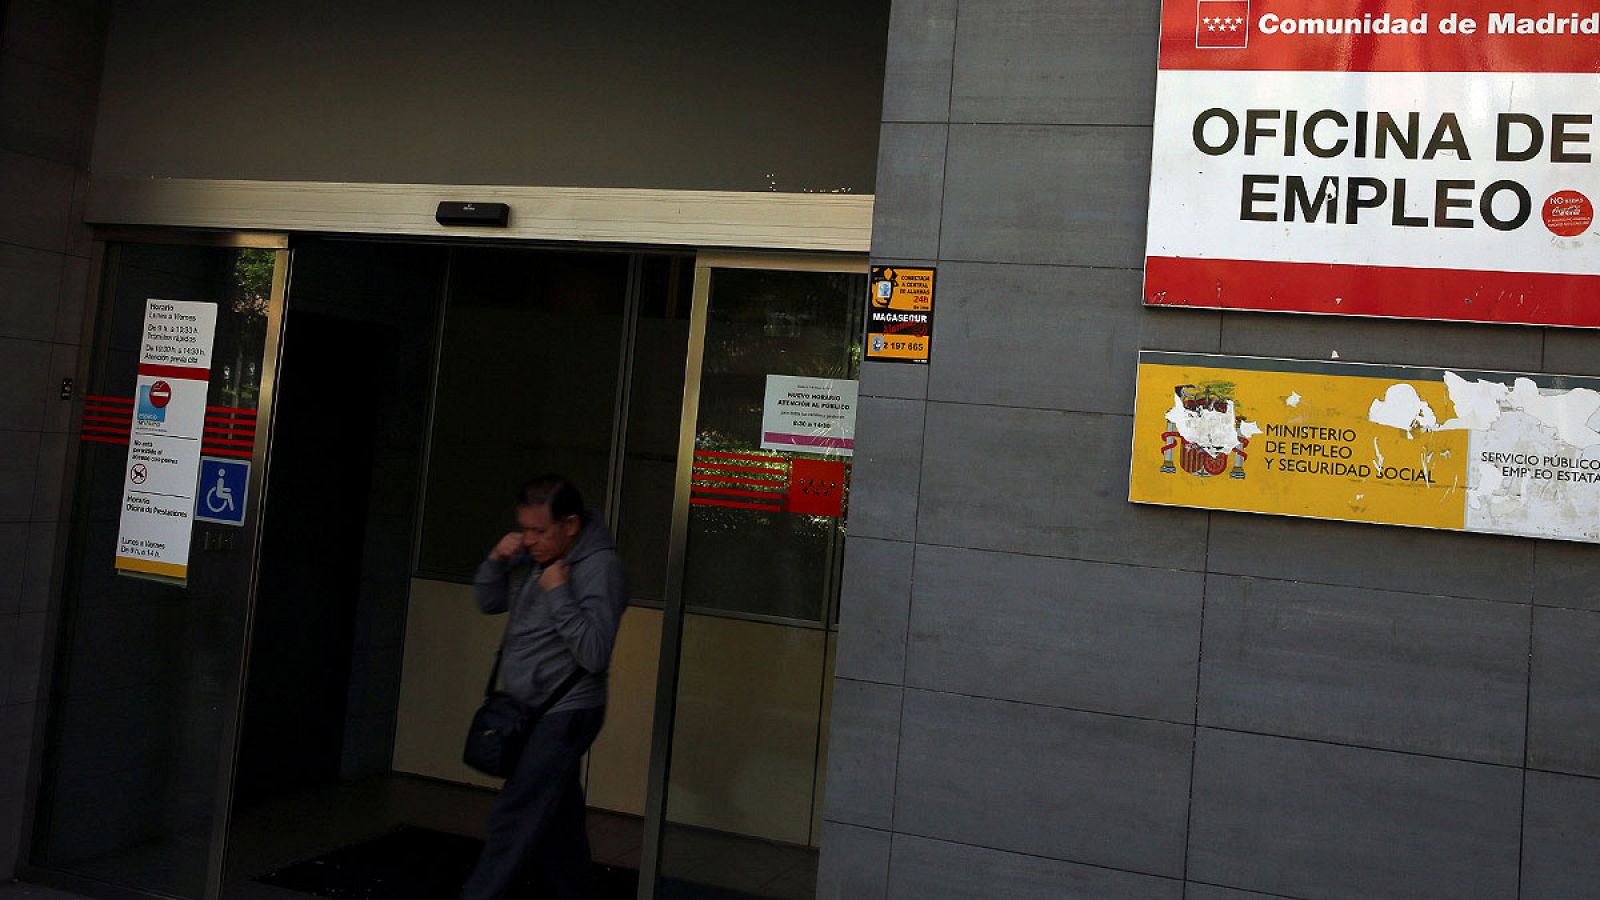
[235,312,379,807]
[220,239,449,896]
[220,238,700,897]
[28,235,863,900]
[642,253,865,900]
[29,235,288,900]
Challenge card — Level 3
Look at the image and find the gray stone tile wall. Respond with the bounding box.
[822,680,902,831]
[927,263,1219,414]
[1199,576,1529,764]
[0,0,107,879]
[1207,513,1536,603]
[816,822,891,899]
[940,125,1152,268]
[893,689,1191,877]
[1188,730,1523,899]
[887,833,1182,900]
[918,404,1208,570]
[949,0,1159,126]
[822,0,1600,895]
[905,546,1202,721]
[834,537,913,686]
[1521,770,1600,898]
[870,125,947,262]
[878,0,955,124]
[1527,607,1600,778]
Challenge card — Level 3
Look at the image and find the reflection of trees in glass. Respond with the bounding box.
[681,270,865,621]
[687,420,845,623]
[690,428,842,539]
[691,428,787,539]
[704,273,862,381]
[691,271,864,546]
[217,250,273,409]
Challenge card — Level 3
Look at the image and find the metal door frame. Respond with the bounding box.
[636,250,867,899]
[20,228,292,900]
[22,236,862,900]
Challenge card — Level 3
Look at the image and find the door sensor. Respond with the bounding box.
[436,201,510,227]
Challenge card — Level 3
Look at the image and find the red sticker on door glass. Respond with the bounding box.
[787,459,847,517]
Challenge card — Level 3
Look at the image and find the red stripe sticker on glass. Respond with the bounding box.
[690,450,787,511]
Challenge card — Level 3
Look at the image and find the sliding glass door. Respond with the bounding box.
[30,234,288,898]
[642,253,865,899]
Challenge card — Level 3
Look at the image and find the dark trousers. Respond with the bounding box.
[462,706,606,900]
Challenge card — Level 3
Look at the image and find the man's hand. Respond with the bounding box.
[488,531,523,562]
[538,559,570,590]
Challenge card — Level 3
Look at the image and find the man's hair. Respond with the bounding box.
[515,474,584,520]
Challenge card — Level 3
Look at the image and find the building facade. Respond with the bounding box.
[1,1,1597,898]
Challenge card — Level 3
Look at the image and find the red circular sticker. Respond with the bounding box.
[149,380,172,408]
[1543,190,1594,238]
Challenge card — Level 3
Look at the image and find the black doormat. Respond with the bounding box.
[256,825,630,899]
[256,824,773,899]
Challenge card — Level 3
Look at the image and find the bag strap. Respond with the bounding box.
[483,648,587,716]
[481,558,590,710]
[483,648,505,698]
[530,666,587,719]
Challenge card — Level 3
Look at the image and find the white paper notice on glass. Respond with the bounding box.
[114,299,218,582]
[760,375,858,457]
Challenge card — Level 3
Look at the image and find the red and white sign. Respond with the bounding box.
[1145,2,1600,327]
[115,299,218,582]
[1195,1,1249,49]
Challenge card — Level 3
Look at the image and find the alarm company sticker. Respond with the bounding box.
[865,265,935,364]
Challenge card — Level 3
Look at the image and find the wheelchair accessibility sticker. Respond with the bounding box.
[195,457,248,526]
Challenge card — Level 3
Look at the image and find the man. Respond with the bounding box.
[462,475,628,900]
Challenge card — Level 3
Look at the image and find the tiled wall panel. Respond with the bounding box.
[949,0,1160,126]
[1200,576,1529,764]
[888,833,1182,900]
[0,0,106,879]
[1188,730,1522,900]
[917,403,1207,570]
[1528,607,1600,778]
[906,545,1201,721]
[827,0,1598,896]
[893,689,1191,877]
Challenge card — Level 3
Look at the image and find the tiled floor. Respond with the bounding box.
[0,886,95,899]
[659,824,817,900]
[12,773,816,899]
[222,775,636,899]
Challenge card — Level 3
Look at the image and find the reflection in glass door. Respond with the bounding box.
[644,254,865,899]
[30,235,287,899]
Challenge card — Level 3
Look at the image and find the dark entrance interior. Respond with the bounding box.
[222,239,451,896]
[218,237,694,900]
[235,312,381,806]
[32,235,841,900]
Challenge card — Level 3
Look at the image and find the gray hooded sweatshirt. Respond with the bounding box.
[472,511,628,714]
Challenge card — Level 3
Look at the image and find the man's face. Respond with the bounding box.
[515,503,579,565]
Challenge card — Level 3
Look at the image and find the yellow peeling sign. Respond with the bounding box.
[1129,352,1600,544]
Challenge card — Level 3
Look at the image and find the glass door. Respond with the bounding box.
[29,234,288,899]
[642,253,865,899]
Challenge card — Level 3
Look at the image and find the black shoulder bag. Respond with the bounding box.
[463,648,586,778]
